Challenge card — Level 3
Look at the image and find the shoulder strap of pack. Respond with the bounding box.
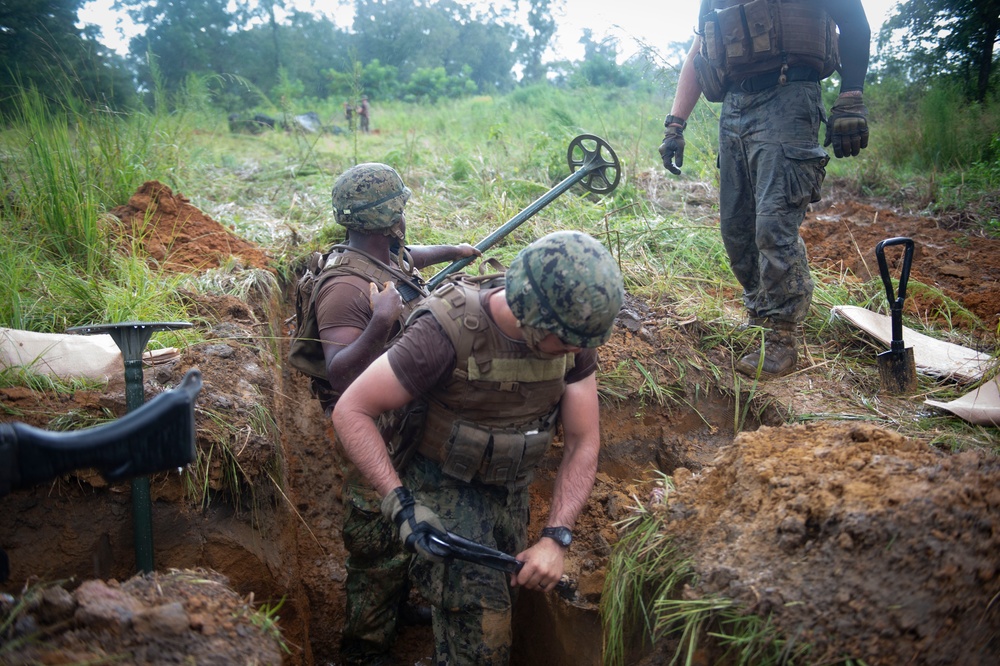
[411,274,503,381]
[316,244,427,298]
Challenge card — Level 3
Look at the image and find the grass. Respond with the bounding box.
[1,72,998,664]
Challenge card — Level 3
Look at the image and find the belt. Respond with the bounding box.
[730,66,820,94]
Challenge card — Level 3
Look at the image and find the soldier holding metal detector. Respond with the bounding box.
[659,0,871,378]
[333,231,624,664]
[288,161,478,666]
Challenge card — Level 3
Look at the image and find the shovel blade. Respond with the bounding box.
[878,347,917,395]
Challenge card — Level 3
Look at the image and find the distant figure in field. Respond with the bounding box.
[359,96,370,134]
[345,101,355,132]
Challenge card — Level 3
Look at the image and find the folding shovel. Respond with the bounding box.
[875,237,918,395]
[428,530,578,601]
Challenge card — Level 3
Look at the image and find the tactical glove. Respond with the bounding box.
[381,486,448,562]
[658,115,687,175]
[824,93,869,159]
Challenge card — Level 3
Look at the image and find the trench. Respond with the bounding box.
[0,288,786,666]
[270,307,788,666]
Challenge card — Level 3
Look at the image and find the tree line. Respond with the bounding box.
[0,0,997,115]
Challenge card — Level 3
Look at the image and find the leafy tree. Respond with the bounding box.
[116,0,238,93]
[0,0,134,112]
[879,0,1000,102]
[516,0,562,83]
[571,30,631,88]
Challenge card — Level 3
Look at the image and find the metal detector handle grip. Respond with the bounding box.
[875,237,914,351]
[0,369,202,497]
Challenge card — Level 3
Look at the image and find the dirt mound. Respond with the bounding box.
[802,196,1000,331]
[662,422,1000,665]
[109,180,271,272]
[1,569,283,665]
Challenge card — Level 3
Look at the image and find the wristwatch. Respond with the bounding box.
[664,114,688,130]
[541,526,573,548]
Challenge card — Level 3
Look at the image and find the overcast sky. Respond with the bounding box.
[79,0,902,64]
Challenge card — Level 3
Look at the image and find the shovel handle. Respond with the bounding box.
[875,237,914,351]
[875,237,914,306]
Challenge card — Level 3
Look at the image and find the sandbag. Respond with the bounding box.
[1,327,178,382]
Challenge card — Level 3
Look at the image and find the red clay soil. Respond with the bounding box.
[658,422,1000,666]
[109,180,271,272]
[802,195,1000,332]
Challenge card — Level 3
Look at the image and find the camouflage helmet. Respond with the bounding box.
[331,163,411,234]
[506,230,624,348]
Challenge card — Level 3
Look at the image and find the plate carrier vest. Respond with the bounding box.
[409,274,575,487]
[288,244,425,404]
[694,0,840,101]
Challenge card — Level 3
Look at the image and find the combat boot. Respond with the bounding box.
[736,320,798,378]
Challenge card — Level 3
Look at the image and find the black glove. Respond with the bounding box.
[658,115,687,175]
[381,486,448,562]
[824,93,869,159]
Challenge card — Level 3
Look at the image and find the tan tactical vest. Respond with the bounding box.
[696,0,839,95]
[288,244,425,406]
[315,245,424,345]
[411,275,574,486]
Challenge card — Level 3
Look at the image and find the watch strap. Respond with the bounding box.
[664,114,687,130]
[541,526,572,547]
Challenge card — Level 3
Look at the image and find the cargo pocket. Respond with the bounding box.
[781,143,829,205]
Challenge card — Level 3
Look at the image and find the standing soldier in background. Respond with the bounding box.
[344,100,355,132]
[333,231,624,664]
[359,96,371,133]
[659,0,871,378]
[310,163,478,665]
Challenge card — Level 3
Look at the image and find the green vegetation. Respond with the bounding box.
[1,33,998,663]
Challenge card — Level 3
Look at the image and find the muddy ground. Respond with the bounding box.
[0,177,998,665]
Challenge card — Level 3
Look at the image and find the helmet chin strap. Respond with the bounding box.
[517,321,564,360]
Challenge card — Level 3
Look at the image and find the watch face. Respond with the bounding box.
[543,527,572,547]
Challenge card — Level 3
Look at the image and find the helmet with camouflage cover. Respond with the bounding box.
[331,163,411,236]
[506,230,624,348]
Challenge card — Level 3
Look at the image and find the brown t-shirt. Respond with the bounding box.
[387,288,597,398]
[314,273,402,340]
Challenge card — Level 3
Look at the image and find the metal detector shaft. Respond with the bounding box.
[427,134,620,290]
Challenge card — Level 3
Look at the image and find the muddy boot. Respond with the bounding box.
[736,320,798,378]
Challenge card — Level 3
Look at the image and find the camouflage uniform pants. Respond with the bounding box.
[718,81,829,324]
[340,466,412,664]
[402,454,530,666]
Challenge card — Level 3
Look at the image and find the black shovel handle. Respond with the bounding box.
[428,531,578,599]
[875,237,914,350]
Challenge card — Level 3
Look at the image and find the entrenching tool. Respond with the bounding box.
[409,134,620,297]
[428,530,578,601]
[875,237,918,395]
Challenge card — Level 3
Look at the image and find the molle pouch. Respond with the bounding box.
[441,419,491,483]
[693,52,729,103]
[516,428,555,476]
[716,4,751,65]
[482,429,526,485]
[743,0,776,58]
[701,10,726,67]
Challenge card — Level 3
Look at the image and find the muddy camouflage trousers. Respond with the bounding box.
[718,81,828,324]
[403,454,531,666]
[340,471,411,664]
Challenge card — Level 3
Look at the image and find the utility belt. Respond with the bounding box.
[417,408,559,486]
[728,65,820,95]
